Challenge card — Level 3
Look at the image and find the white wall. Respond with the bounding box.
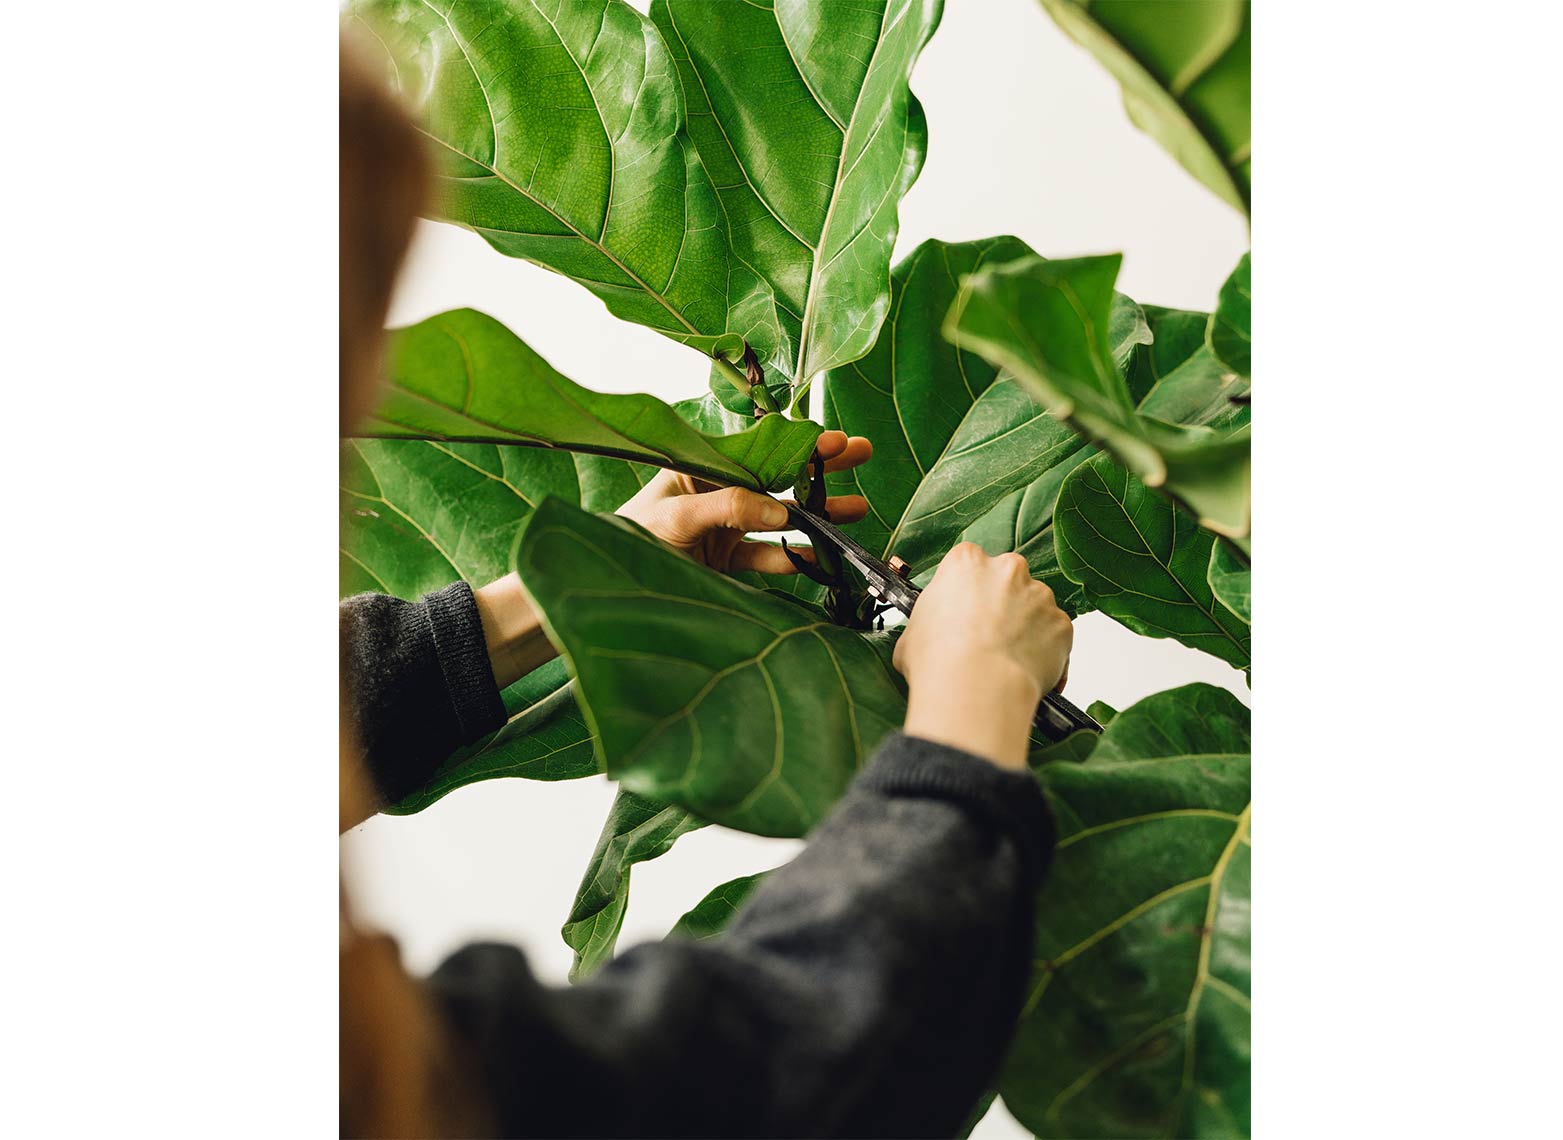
[343,2,1250,1136]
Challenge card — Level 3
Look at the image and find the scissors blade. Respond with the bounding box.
[784,504,919,613]
[783,502,1103,743]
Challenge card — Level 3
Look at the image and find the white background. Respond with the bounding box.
[8,1,1563,1136]
[343,3,1250,1136]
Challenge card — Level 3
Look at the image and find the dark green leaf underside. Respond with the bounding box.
[1003,683,1251,1139]
[669,872,767,941]
[359,308,822,492]
[1055,455,1250,670]
[945,252,1250,539]
[563,788,706,980]
[515,498,907,837]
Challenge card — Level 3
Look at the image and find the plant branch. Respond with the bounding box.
[712,352,781,415]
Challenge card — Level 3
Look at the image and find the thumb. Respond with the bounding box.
[673,485,789,537]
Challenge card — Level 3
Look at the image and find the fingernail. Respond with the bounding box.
[764,501,787,526]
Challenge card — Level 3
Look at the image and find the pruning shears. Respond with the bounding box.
[780,454,1103,745]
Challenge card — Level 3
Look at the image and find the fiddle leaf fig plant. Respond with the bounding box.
[364,308,823,489]
[342,0,1251,1134]
[1036,0,1251,217]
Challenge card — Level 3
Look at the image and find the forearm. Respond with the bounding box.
[472,572,558,690]
[902,657,1041,772]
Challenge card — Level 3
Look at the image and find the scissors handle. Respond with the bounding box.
[782,503,1103,744]
[1033,689,1103,742]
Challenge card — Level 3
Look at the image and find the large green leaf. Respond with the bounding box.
[1137,347,1249,435]
[1208,252,1251,378]
[349,0,940,398]
[1038,0,1250,216]
[346,0,775,363]
[341,437,650,809]
[1124,305,1208,406]
[1127,291,1249,436]
[668,872,766,942]
[822,237,1141,591]
[957,466,1093,616]
[1002,683,1250,1138]
[358,309,823,492]
[652,0,942,394]
[514,497,908,836]
[1054,455,1249,670]
[955,287,1192,603]
[562,788,706,980]
[1207,540,1251,625]
[945,252,1250,540]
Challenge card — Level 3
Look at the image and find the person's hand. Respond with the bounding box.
[616,430,872,575]
[892,543,1073,771]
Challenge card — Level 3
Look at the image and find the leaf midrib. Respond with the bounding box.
[793,0,899,382]
[363,379,770,490]
[1066,469,1248,660]
[1034,802,1250,1129]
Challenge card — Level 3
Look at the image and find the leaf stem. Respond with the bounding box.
[712,354,781,415]
[711,354,753,397]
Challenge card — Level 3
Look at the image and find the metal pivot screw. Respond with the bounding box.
[887,555,912,578]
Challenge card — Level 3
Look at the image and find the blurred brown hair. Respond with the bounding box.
[339,34,429,433]
[339,32,489,1139]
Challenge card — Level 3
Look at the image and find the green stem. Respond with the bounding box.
[712,355,753,398]
[712,355,781,415]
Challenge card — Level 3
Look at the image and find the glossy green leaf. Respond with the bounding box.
[955,460,1094,616]
[346,0,775,363]
[1207,539,1251,625]
[1138,348,1249,435]
[1055,455,1249,670]
[342,437,645,598]
[823,238,1136,587]
[514,497,908,836]
[669,872,766,942]
[1125,305,1208,406]
[1038,0,1251,215]
[341,437,650,810]
[945,252,1250,540]
[359,309,823,492]
[1126,299,1249,436]
[1002,683,1250,1138]
[563,789,706,980]
[1208,253,1251,378]
[652,0,943,394]
[349,0,940,398]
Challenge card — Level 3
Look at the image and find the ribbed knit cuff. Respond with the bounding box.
[856,733,1056,888]
[422,581,507,741]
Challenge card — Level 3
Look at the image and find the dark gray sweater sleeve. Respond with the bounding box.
[339,582,507,806]
[428,733,1054,1138]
